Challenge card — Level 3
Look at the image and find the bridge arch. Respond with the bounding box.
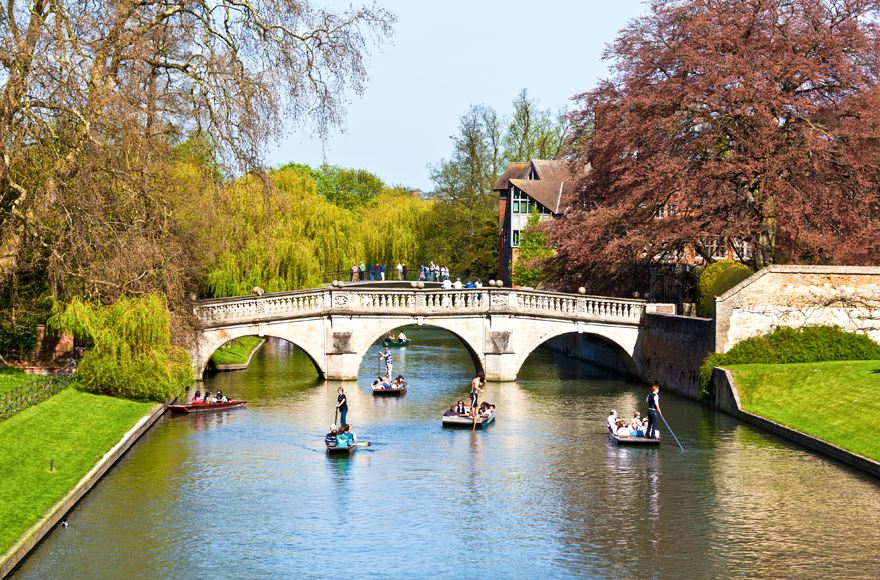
[509,323,641,380]
[355,320,485,377]
[195,325,327,380]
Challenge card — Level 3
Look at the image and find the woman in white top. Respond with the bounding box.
[615,421,631,437]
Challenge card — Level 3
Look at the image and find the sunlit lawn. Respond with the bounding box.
[210,336,263,366]
[0,389,154,554]
[729,360,880,463]
[0,368,34,396]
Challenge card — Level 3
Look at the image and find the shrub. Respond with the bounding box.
[696,260,753,317]
[49,295,193,401]
[699,325,880,398]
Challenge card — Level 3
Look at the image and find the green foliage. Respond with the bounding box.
[210,336,263,366]
[49,295,192,401]
[699,325,880,398]
[0,389,153,554]
[0,367,32,396]
[512,209,554,287]
[696,260,753,317]
[280,163,385,210]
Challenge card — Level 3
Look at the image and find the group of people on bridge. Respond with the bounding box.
[608,383,663,439]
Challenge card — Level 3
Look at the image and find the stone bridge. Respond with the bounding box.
[192,288,648,381]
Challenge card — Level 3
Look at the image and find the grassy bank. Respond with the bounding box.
[0,389,153,554]
[0,368,33,396]
[210,336,263,366]
[729,360,880,463]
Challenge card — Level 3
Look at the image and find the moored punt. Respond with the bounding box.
[609,433,660,445]
[168,400,247,414]
[326,443,357,455]
[382,339,411,348]
[442,408,495,428]
[372,384,407,396]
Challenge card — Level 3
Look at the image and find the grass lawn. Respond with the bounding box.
[728,360,880,463]
[0,368,35,396]
[0,389,153,554]
[210,336,263,366]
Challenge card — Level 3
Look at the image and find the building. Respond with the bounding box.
[494,159,572,285]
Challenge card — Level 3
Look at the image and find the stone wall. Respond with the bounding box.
[635,313,716,400]
[715,265,880,353]
[544,333,640,378]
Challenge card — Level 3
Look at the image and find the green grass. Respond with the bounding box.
[0,368,34,396]
[210,336,263,366]
[0,389,153,554]
[729,360,880,463]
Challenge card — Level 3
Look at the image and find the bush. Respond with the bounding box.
[696,260,753,317]
[699,325,880,398]
[49,295,193,401]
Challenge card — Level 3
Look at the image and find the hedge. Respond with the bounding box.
[696,260,752,317]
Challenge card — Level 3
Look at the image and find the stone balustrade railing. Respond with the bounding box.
[195,288,646,328]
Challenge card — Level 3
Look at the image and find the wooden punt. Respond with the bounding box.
[168,400,247,414]
[372,383,407,396]
[609,433,660,445]
[326,443,357,455]
[442,408,495,428]
[382,339,411,348]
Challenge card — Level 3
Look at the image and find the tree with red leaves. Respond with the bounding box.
[552,0,880,291]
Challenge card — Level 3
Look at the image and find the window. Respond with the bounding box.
[512,230,520,247]
[512,190,531,214]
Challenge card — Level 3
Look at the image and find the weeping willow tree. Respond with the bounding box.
[49,295,192,401]
[202,167,434,297]
[360,189,434,268]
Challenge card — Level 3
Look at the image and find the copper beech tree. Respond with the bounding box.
[552,0,880,291]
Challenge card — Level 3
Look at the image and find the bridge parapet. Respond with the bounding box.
[195,288,645,328]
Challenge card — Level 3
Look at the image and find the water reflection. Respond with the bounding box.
[13,329,880,579]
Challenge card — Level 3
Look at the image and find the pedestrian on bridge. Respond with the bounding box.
[379,346,393,377]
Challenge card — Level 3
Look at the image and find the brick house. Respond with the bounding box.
[494,160,572,285]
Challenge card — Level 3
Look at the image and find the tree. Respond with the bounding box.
[505,89,569,162]
[512,209,554,287]
[552,0,880,291]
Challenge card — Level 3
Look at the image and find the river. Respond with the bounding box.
[13,327,880,578]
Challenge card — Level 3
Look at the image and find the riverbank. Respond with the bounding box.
[0,389,156,573]
[715,361,880,475]
[210,336,265,370]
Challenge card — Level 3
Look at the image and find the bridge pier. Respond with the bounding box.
[483,353,519,382]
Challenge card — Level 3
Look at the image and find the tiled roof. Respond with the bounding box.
[492,162,530,190]
[530,160,571,184]
[509,179,570,214]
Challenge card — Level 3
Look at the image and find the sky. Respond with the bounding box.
[268,0,649,191]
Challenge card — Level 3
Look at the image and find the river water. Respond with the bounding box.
[13,328,880,578]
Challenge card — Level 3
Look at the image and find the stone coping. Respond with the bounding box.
[716,264,880,303]
[713,367,880,478]
[0,403,166,578]
[214,338,266,371]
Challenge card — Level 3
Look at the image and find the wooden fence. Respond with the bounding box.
[0,375,71,421]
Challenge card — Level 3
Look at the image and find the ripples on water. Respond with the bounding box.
[13,329,880,579]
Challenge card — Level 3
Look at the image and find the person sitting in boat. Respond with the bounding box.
[204,391,216,404]
[325,425,338,446]
[386,333,394,342]
[335,424,356,448]
[443,405,458,417]
[371,376,383,388]
[607,410,619,434]
[216,390,228,403]
[395,374,407,388]
[397,331,408,342]
[382,375,393,389]
[630,412,643,434]
[455,400,467,415]
[192,390,203,404]
[615,420,632,437]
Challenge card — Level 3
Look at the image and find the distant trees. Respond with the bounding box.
[512,210,554,288]
[428,90,568,278]
[552,0,880,291]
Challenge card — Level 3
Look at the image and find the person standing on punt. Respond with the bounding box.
[379,346,393,377]
[470,372,484,409]
[337,387,349,425]
[646,382,662,439]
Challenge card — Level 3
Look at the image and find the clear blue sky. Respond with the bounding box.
[268,0,648,191]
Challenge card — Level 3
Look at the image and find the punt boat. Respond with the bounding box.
[168,400,247,414]
[609,432,660,445]
[326,443,357,455]
[382,339,411,348]
[442,408,495,428]
[372,383,407,396]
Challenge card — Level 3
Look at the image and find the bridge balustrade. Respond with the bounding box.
[195,288,645,327]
